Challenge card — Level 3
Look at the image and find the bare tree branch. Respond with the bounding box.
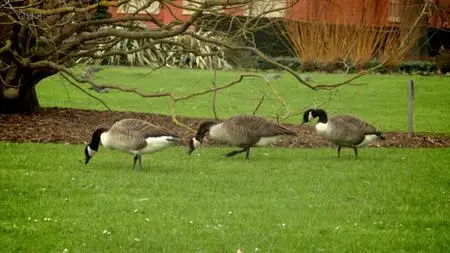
[211,68,219,120]
[0,40,11,54]
[252,95,265,115]
[60,72,112,111]
[22,1,127,16]
[1,0,435,120]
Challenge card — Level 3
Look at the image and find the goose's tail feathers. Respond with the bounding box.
[375,132,386,140]
[166,135,181,143]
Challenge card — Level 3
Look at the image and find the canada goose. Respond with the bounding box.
[84,119,179,170]
[302,109,385,158]
[187,115,297,159]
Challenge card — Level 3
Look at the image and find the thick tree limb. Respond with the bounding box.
[23,1,127,16]
[79,15,164,27]
[72,39,219,60]
[0,40,12,54]
[58,10,202,55]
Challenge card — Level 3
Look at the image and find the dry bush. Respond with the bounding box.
[284,0,428,69]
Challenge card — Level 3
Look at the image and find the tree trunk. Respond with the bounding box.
[0,63,57,114]
[0,80,40,115]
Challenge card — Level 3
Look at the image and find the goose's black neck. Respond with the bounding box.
[89,128,108,151]
[195,121,216,143]
[314,109,328,123]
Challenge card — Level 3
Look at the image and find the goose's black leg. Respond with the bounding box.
[138,154,143,170]
[245,148,251,160]
[337,146,342,158]
[225,148,247,158]
[133,154,139,171]
[353,147,358,159]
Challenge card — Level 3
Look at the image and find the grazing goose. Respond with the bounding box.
[302,109,385,158]
[187,115,297,159]
[84,119,180,170]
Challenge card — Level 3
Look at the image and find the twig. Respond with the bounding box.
[23,1,127,16]
[169,97,196,133]
[252,95,265,115]
[60,73,112,111]
[211,67,219,120]
[176,74,262,101]
[126,63,166,83]
[59,74,72,101]
[281,88,341,121]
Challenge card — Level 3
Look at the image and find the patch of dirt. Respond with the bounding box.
[1,107,449,148]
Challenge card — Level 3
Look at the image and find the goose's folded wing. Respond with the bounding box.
[332,116,378,134]
[227,115,297,137]
[111,119,178,139]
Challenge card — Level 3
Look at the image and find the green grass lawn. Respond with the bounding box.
[37,67,450,133]
[4,68,449,252]
[1,142,449,253]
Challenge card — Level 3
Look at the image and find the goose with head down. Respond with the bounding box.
[187,115,298,159]
[84,118,180,171]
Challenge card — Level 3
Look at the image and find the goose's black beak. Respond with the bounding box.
[84,146,92,164]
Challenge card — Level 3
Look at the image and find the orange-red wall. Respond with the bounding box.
[109,0,449,29]
[432,0,450,28]
[285,0,389,25]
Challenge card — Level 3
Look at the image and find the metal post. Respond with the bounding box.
[407,80,415,135]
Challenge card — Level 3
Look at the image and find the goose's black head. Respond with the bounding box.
[302,109,328,124]
[187,137,201,155]
[186,121,216,155]
[84,128,107,164]
[84,145,95,164]
[302,109,315,124]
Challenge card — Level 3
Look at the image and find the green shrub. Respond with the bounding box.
[435,50,450,74]
[254,56,301,71]
[398,61,437,74]
[254,57,272,70]
[274,56,301,70]
[300,60,320,72]
[226,49,256,69]
[322,60,345,73]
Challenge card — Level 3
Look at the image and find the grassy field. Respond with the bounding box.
[0,142,449,253]
[3,68,449,252]
[36,67,450,133]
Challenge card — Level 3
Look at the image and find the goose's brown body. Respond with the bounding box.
[85,119,179,170]
[316,115,381,147]
[188,115,297,159]
[303,109,385,158]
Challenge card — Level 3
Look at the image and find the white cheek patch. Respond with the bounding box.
[193,137,201,148]
[87,146,97,156]
[315,122,330,136]
[308,111,314,121]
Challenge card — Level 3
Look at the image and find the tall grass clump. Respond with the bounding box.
[284,0,427,68]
